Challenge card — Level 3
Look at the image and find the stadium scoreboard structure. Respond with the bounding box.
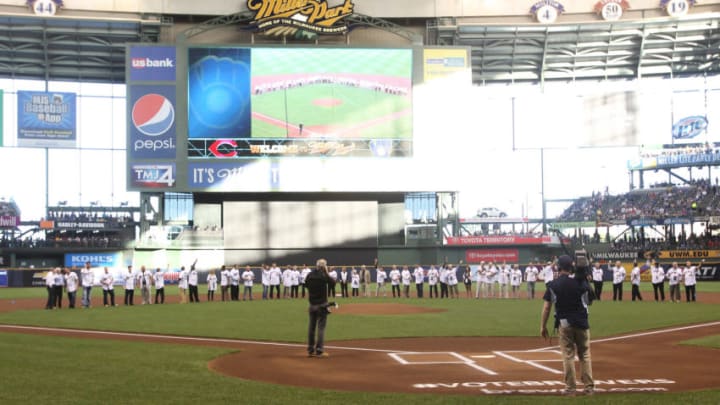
[126,44,471,193]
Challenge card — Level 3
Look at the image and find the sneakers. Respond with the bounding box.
[315,352,329,358]
[307,352,315,358]
[561,389,577,397]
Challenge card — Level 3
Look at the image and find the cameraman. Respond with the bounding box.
[306,258,336,357]
[540,255,594,396]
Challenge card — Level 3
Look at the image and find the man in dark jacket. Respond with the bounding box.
[306,258,336,357]
[540,255,595,396]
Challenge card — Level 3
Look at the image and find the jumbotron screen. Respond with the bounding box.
[126,44,471,192]
[187,47,413,159]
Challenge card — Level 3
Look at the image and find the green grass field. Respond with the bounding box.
[252,84,412,139]
[1,283,719,404]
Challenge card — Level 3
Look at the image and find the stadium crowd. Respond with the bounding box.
[557,179,718,223]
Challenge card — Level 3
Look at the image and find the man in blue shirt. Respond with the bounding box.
[540,255,595,396]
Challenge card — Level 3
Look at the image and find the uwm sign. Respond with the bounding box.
[247,0,355,34]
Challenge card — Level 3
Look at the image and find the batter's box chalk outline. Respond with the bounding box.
[493,351,563,375]
[388,351,498,375]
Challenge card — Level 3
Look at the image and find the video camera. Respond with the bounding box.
[573,249,590,280]
[320,301,338,314]
[573,249,596,304]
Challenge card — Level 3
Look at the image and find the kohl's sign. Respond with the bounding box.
[65,253,122,268]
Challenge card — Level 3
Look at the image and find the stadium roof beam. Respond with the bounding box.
[0,14,163,82]
[434,13,720,84]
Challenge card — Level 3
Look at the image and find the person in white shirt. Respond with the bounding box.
[137,265,153,305]
[206,270,217,301]
[510,264,522,299]
[339,267,349,298]
[401,266,412,298]
[591,262,604,301]
[524,262,539,299]
[389,265,401,298]
[300,265,312,298]
[261,264,270,300]
[542,261,554,286]
[291,266,301,298]
[327,267,338,298]
[683,260,699,302]
[667,262,682,303]
[446,265,459,299]
[630,261,643,301]
[497,262,510,299]
[219,265,229,302]
[486,262,498,298]
[230,265,241,301]
[439,265,449,298]
[45,268,55,309]
[475,262,486,299]
[651,261,666,301]
[101,266,116,307]
[612,261,626,301]
[188,263,199,303]
[153,267,164,304]
[375,266,387,297]
[123,265,135,306]
[269,263,282,299]
[242,265,255,300]
[177,266,189,304]
[350,268,360,296]
[80,261,94,308]
[413,265,425,298]
[282,266,294,299]
[427,265,439,298]
[65,268,79,309]
[53,268,65,308]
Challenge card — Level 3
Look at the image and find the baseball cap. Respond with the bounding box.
[557,255,574,271]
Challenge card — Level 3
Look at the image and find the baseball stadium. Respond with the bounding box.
[1,0,720,404]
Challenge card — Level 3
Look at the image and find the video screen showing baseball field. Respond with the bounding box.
[187,47,413,158]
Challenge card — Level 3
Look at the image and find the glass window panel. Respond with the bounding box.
[47,81,80,93]
[0,147,46,220]
[80,82,115,97]
[112,97,128,150]
[78,96,114,149]
[48,148,81,206]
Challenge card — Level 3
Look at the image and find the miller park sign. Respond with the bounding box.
[247,0,355,35]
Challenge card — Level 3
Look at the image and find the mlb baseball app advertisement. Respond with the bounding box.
[17,90,77,148]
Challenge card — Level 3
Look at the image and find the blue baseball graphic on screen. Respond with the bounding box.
[188,48,251,138]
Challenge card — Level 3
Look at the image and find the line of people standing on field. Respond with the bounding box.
[589,259,698,303]
[42,258,701,308]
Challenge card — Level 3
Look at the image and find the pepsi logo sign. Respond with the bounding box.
[132,94,175,137]
[672,116,708,140]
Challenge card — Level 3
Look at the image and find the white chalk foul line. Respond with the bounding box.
[528,320,720,352]
[0,324,402,354]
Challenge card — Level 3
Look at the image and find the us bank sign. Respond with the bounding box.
[247,0,355,34]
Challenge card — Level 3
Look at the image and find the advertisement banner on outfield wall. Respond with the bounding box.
[658,250,720,259]
[465,249,519,263]
[0,270,7,287]
[696,264,720,281]
[17,90,76,148]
